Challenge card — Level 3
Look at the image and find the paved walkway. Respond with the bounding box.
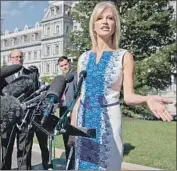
[11,143,161,170]
[12,143,66,170]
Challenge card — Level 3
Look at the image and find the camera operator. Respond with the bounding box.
[28,65,49,170]
[1,49,39,170]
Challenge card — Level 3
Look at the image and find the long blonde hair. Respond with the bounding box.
[89,1,121,51]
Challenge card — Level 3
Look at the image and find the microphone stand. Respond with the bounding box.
[54,82,94,137]
[54,95,96,137]
[54,100,76,136]
[17,92,57,170]
[32,120,54,170]
[54,82,82,136]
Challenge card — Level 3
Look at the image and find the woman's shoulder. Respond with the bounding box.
[114,48,133,57]
[80,50,92,56]
[115,48,128,53]
[78,50,92,60]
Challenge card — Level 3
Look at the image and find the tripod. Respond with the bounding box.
[16,92,58,170]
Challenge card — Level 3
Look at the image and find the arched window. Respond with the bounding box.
[66,25,69,33]
[46,46,50,56]
[55,44,59,54]
[28,52,31,61]
[51,8,54,16]
[46,64,50,73]
[47,27,50,35]
[56,25,59,34]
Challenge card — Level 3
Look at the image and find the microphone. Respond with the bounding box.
[23,84,50,102]
[0,64,22,79]
[65,72,75,83]
[2,75,34,100]
[16,92,47,131]
[21,92,47,110]
[0,95,23,135]
[46,73,74,102]
[35,84,50,95]
[74,70,87,98]
[40,74,74,125]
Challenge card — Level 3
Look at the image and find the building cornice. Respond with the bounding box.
[1,27,42,39]
[1,41,41,52]
[41,56,59,60]
[41,34,66,41]
[24,60,41,64]
[41,15,72,23]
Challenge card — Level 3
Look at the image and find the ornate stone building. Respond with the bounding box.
[1,1,78,76]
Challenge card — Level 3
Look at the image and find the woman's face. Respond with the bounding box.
[94,7,115,38]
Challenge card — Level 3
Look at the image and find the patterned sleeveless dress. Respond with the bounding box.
[75,49,127,170]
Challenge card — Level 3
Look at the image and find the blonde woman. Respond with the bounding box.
[69,1,173,170]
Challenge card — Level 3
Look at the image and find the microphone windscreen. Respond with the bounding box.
[0,95,23,134]
[2,75,34,99]
[47,75,66,103]
[65,73,74,83]
[0,64,22,79]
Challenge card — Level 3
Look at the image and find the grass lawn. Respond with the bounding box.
[33,119,176,170]
[122,119,176,170]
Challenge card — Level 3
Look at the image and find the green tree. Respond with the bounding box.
[67,0,176,117]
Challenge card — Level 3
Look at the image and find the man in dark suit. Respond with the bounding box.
[1,49,39,170]
[58,56,77,170]
[28,65,49,170]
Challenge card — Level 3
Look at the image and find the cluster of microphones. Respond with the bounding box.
[0,64,96,139]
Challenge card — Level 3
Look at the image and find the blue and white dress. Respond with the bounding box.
[75,49,127,170]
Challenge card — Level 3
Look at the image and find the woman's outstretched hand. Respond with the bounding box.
[147,96,173,122]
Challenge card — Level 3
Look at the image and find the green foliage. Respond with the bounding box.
[67,0,176,117]
[120,0,175,59]
[40,76,53,84]
[134,43,176,91]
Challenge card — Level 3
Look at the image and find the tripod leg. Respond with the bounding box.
[0,126,16,170]
[17,126,34,170]
[0,136,2,168]
[65,146,74,170]
[47,135,53,170]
